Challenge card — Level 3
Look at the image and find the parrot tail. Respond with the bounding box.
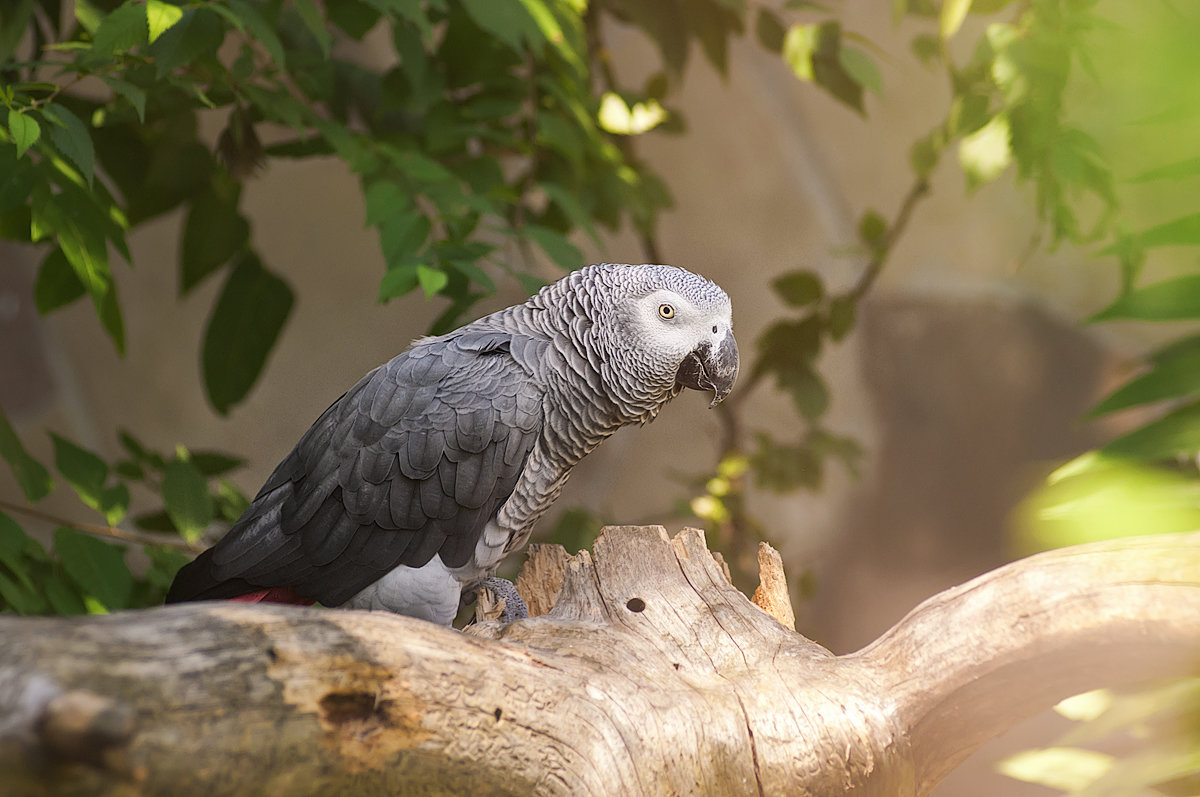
[228,586,316,605]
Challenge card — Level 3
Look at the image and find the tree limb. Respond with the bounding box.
[0,526,1196,796]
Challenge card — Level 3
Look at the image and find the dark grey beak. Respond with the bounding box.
[675,333,740,408]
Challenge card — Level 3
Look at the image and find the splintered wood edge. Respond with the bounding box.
[514,543,572,617]
[751,541,796,630]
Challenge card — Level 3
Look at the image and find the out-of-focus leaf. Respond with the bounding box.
[181,187,250,294]
[772,271,823,307]
[378,263,420,301]
[997,747,1112,792]
[524,224,582,270]
[161,457,212,542]
[597,93,667,135]
[53,527,133,611]
[0,570,46,614]
[202,253,294,414]
[0,408,52,502]
[0,511,34,589]
[41,103,95,186]
[416,264,448,298]
[827,296,857,340]
[838,46,882,95]
[958,114,1011,189]
[1091,275,1200,322]
[1014,452,1200,553]
[189,451,245,477]
[940,0,972,39]
[1100,213,1200,256]
[755,8,786,53]
[1129,156,1200,183]
[34,247,86,314]
[222,0,286,68]
[1102,400,1200,460]
[144,545,192,590]
[294,0,333,57]
[1089,347,1200,417]
[43,571,88,616]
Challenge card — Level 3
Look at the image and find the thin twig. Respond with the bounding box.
[0,498,203,553]
[848,176,930,301]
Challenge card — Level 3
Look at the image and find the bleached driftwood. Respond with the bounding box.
[1,525,1198,796]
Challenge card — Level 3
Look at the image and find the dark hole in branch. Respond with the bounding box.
[494,707,503,721]
[626,597,646,613]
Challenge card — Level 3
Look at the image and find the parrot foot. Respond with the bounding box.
[464,577,529,624]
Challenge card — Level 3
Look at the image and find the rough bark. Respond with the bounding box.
[1,526,1197,796]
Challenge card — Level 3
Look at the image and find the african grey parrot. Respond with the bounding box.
[167,263,738,624]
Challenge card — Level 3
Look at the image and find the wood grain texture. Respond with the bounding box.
[1,526,1198,796]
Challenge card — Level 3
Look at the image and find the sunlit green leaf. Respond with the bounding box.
[1091,275,1200,322]
[416,264,448,298]
[202,253,294,414]
[940,0,972,39]
[597,93,667,135]
[1101,213,1200,255]
[162,457,212,542]
[145,0,183,43]
[7,110,40,158]
[54,527,133,611]
[997,747,1112,791]
[783,23,817,81]
[0,407,52,502]
[958,114,1011,189]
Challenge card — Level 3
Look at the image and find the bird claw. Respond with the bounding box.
[464,577,529,624]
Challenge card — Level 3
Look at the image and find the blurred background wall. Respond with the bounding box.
[0,3,1156,793]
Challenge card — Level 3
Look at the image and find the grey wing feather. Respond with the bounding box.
[166,329,544,606]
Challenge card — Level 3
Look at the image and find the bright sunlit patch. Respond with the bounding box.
[598,93,667,136]
[998,747,1114,792]
[1054,689,1114,722]
[958,114,1012,189]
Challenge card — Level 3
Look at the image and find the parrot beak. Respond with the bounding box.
[676,333,740,408]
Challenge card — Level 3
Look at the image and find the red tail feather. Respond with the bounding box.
[229,587,315,606]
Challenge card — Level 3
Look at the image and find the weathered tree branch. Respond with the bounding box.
[1,526,1197,796]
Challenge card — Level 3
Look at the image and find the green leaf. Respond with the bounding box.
[147,8,224,79]
[49,433,125,522]
[772,271,824,307]
[998,748,1112,792]
[416,264,448,298]
[7,110,40,158]
[838,46,882,95]
[828,296,857,340]
[1091,275,1200,322]
[755,8,786,53]
[91,1,148,54]
[181,188,250,294]
[0,407,52,502]
[1129,156,1200,184]
[44,571,88,616]
[911,33,941,66]
[459,0,539,52]
[379,213,431,266]
[1103,399,1200,459]
[858,209,888,248]
[202,253,295,414]
[54,527,133,611]
[1090,348,1200,417]
[378,263,419,301]
[101,77,147,122]
[294,0,333,58]
[910,130,944,178]
[30,186,124,352]
[0,511,35,590]
[778,362,829,420]
[958,114,1011,189]
[1101,213,1200,255]
[189,451,245,477]
[41,103,95,186]
[364,180,409,227]
[145,0,183,43]
[224,0,286,68]
[34,247,87,315]
[783,23,817,81]
[940,0,972,39]
[524,224,582,270]
[143,545,191,590]
[0,570,46,614]
[161,457,212,542]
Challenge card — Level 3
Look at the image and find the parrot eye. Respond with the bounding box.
[658,304,675,319]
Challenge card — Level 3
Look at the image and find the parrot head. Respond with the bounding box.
[593,264,739,410]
